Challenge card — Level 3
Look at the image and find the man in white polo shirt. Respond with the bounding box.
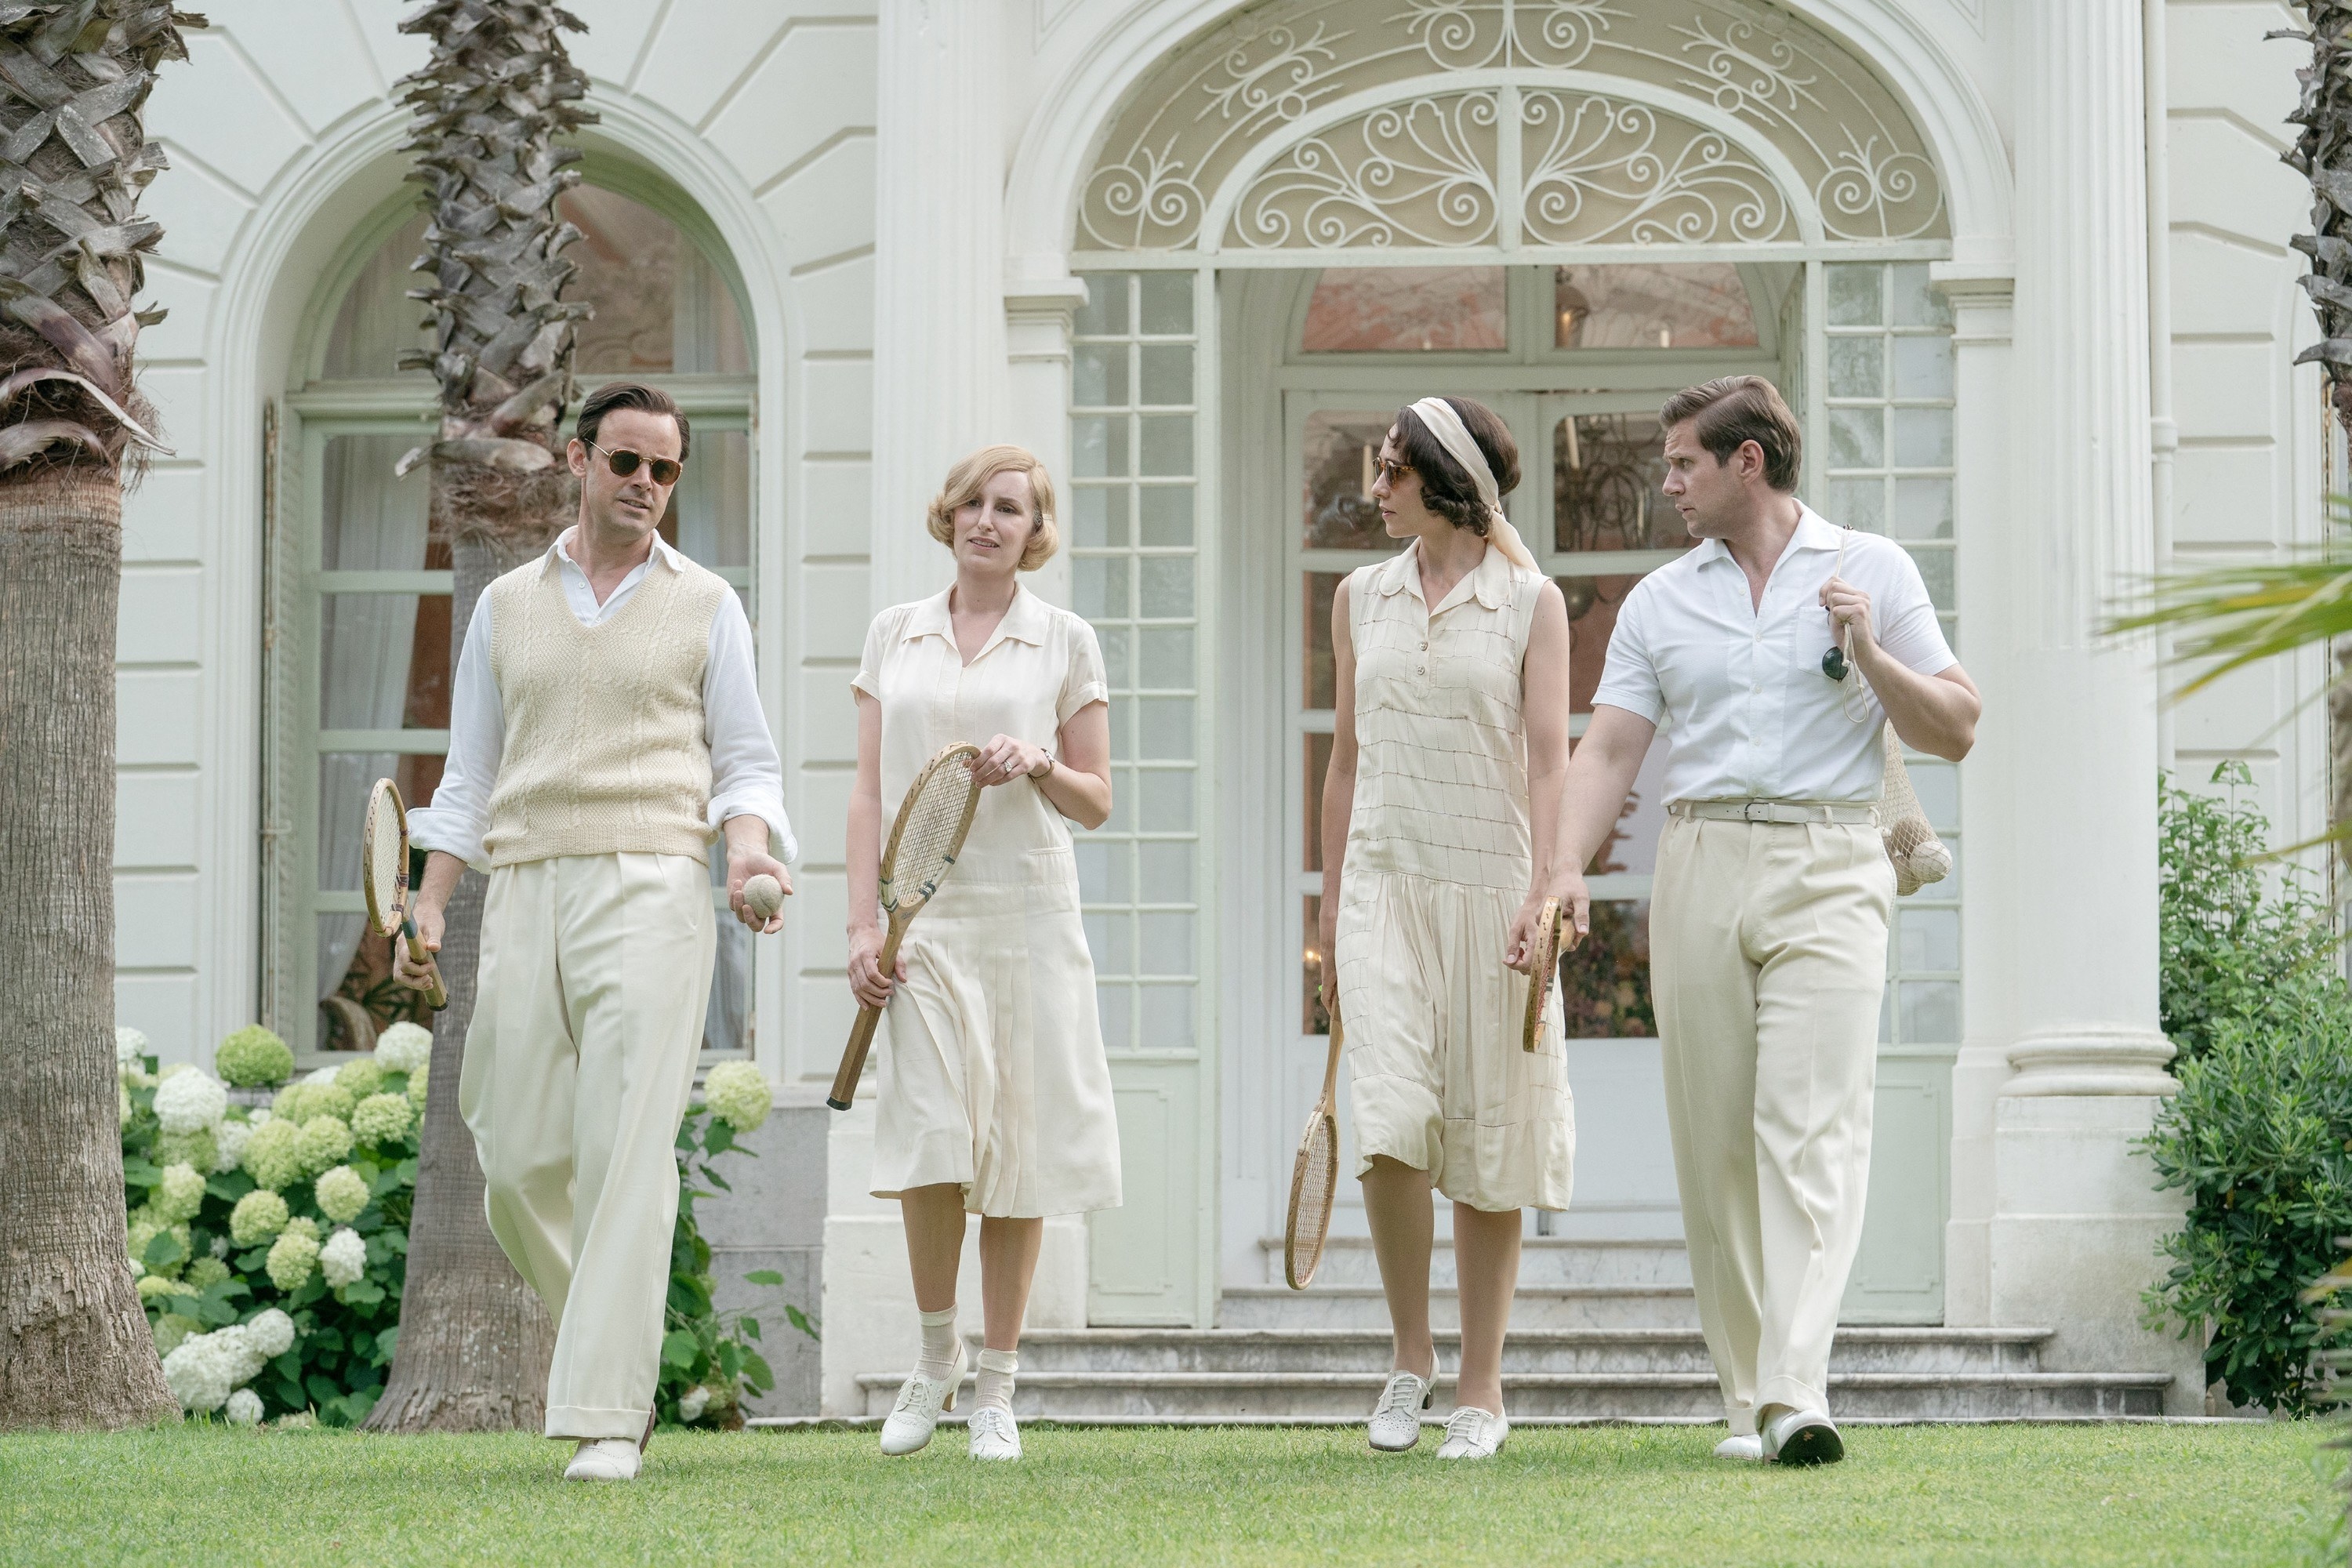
[1556,376,1980,1465]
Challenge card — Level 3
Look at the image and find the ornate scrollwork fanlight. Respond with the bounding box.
[1077,0,1946,256]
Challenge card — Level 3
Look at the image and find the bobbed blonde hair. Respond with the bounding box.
[926,444,1059,571]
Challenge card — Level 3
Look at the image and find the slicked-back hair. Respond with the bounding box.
[1658,376,1800,491]
[1392,396,1520,535]
[575,380,691,463]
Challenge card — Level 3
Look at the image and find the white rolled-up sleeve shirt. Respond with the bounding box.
[408,528,797,872]
[1590,503,1955,804]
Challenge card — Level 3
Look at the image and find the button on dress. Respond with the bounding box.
[853,586,1123,1218]
[1336,542,1575,1212]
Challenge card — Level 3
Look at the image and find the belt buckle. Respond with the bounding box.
[1742,800,1771,824]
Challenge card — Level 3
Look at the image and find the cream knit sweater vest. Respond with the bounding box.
[482,552,727,868]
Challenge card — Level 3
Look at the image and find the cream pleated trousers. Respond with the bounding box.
[1650,814,1893,1433]
[457,851,715,1440]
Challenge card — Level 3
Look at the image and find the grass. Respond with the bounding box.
[0,1421,2322,1566]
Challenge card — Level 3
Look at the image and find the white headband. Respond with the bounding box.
[1406,397,1537,572]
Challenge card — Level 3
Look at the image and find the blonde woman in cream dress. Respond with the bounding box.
[848,445,1120,1464]
[1319,396,1577,1461]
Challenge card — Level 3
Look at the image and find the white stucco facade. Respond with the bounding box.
[118,1,2321,1416]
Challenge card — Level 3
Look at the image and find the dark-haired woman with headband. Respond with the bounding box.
[1318,395,1576,1460]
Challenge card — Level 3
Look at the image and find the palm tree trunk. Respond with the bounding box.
[0,472,176,1429]
[364,488,559,1432]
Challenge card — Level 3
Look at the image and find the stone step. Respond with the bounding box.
[989,1327,2052,1378]
[855,1367,2172,1424]
[1221,1282,1701,1332]
[1265,1234,1690,1289]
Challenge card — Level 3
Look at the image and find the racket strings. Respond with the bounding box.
[886,770,975,907]
[363,793,405,932]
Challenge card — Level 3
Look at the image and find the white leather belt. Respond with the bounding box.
[1671,799,1878,826]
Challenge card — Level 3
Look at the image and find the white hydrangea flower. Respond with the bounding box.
[248,1107,273,1127]
[320,1227,367,1289]
[115,1025,148,1070]
[153,1162,207,1225]
[702,1061,772,1133]
[158,1062,191,1082]
[161,1334,234,1413]
[303,1066,342,1087]
[213,1117,252,1174]
[375,1022,432,1076]
[223,1388,263,1427]
[677,1385,710,1423]
[245,1308,296,1359]
[153,1069,227,1135]
[314,1165,370,1225]
[266,1227,319,1291]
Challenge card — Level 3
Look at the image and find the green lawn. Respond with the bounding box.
[0,1421,2322,1566]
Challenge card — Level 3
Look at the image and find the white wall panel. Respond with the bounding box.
[118,568,204,666]
[2171,445,2281,546]
[800,457,873,556]
[114,773,201,871]
[706,23,878,190]
[795,669,860,764]
[148,34,316,199]
[121,466,208,564]
[139,154,252,279]
[2172,341,2283,443]
[114,873,199,968]
[792,254,875,356]
[116,670,203,768]
[799,563,871,659]
[762,136,876,267]
[221,2,395,136]
[800,359,873,455]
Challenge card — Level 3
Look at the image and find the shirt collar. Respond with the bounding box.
[546,526,684,578]
[1692,501,1842,569]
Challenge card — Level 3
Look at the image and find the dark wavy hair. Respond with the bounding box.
[1392,397,1519,535]
[575,379,691,462]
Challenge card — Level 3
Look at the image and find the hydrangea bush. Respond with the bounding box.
[120,1025,419,1426]
[659,1060,815,1430]
[123,1025,811,1430]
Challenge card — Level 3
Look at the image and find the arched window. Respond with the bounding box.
[264,169,758,1060]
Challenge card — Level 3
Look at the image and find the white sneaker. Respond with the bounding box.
[1712,1432,1764,1461]
[967,1405,1022,1461]
[563,1438,641,1481]
[879,1340,966,1456]
[1367,1369,1432,1451]
[1434,1405,1508,1460]
[1762,1407,1844,1466]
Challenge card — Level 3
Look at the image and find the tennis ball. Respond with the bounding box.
[744,873,784,922]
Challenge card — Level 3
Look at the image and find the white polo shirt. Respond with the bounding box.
[1590,503,1955,804]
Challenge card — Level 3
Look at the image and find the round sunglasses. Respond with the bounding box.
[583,437,682,487]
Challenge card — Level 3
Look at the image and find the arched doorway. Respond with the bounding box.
[258,158,759,1065]
[1064,0,1962,1329]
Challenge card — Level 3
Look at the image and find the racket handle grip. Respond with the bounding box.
[402,918,448,1011]
[829,920,907,1110]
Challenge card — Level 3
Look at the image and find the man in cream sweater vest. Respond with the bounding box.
[395,381,796,1483]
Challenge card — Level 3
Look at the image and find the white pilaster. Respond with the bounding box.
[1979,0,2196,1409]
[869,0,1010,615]
[1004,272,1088,609]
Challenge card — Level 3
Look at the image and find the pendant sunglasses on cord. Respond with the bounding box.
[583,437,683,487]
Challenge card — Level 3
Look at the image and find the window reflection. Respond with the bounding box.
[1301,266,1507,352]
[1559,901,1654,1038]
[1303,410,1401,549]
[1555,413,1687,554]
[1554,263,1759,350]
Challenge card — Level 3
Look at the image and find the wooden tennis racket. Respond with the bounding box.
[827,742,984,1111]
[363,777,446,1011]
[1520,895,1565,1053]
[1283,968,1342,1290]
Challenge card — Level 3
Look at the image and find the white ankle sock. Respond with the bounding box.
[975,1348,1018,1412]
[916,1305,960,1381]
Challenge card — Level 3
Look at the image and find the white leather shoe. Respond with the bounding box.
[1367,1369,1432,1451]
[967,1406,1022,1461]
[1713,1432,1764,1461]
[1434,1405,1508,1460]
[563,1438,641,1481]
[1762,1408,1844,1466]
[879,1339,966,1456]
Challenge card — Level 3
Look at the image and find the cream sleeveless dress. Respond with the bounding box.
[1335,540,1575,1213]
[852,586,1123,1218]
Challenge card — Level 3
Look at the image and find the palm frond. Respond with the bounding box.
[2105,503,2352,698]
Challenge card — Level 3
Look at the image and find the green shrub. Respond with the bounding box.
[2146,764,2352,1414]
[2159,764,2340,1058]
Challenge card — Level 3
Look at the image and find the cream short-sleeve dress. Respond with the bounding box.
[852,585,1123,1218]
[1335,541,1576,1213]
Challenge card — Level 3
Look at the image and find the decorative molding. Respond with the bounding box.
[1076,0,1947,253]
[2001,1030,2180,1099]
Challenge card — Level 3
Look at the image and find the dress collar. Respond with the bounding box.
[902,583,1051,656]
[1368,538,1515,612]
